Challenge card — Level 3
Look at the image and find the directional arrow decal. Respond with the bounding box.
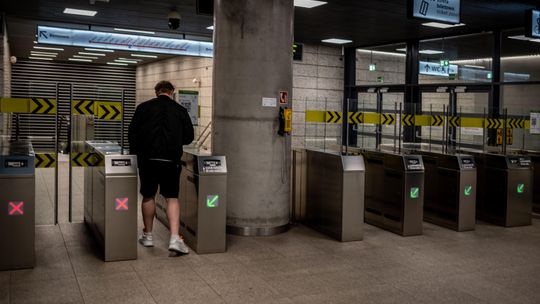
[35,153,56,168]
[380,114,395,125]
[39,30,48,39]
[30,98,55,114]
[325,111,342,124]
[73,100,94,115]
[402,114,415,126]
[448,116,461,127]
[431,115,444,127]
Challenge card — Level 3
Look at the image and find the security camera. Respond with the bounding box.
[10,56,17,64]
[168,10,181,30]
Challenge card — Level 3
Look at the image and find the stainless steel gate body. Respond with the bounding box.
[471,151,532,227]
[363,150,424,236]
[304,149,365,242]
[418,151,477,231]
[0,140,35,270]
[84,141,138,261]
[156,148,227,254]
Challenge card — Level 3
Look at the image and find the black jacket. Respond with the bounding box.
[128,95,194,163]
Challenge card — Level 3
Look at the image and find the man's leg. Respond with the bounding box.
[165,198,180,237]
[141,196,156,233]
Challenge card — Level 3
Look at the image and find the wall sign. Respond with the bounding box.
[177,90,199,126]
[525,9,540,39]
[37,26,213,57]
[408,0,461,24]
[530,112,540,134]
[420,61,458,77]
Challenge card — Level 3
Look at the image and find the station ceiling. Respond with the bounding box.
[1,0,540,64]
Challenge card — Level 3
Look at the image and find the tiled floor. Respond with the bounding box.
[1,217,540,304]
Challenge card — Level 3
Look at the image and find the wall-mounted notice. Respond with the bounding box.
[262,97,277,108]
[37,26,213,57]
[526,9,540,39]
[178,90,199,125]
[530,112,540,135]
[420,61,458,77]
[408,0,461,24]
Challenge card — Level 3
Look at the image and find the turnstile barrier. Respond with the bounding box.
[470,151,532,227]
[83,141,138,261]
[0,140,35,270]
[304,149,365,242]
[363,150,424,236]
[156,148,227,254]
[418,151,477,231]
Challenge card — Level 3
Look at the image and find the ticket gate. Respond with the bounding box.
[156,148,227,254]
[415,151,477,231]
[363,150,424,236]
[304,149,364,242]
[518,151,540,214]
[468,151,532,227]
[83,141,138,261]
[0,140,35,270]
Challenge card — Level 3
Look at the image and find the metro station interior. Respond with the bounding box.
[1,0,540,303]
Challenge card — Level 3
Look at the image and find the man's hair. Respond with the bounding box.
[154,81,175,95]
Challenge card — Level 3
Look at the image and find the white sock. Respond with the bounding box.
[170,234,180,242]
[143,231,152,236]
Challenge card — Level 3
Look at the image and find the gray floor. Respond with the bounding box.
[1,217,540,304]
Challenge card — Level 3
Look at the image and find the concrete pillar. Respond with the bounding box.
[212,0,293,235]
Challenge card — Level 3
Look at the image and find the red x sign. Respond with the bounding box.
[115,198,128,211]
[8,201,24,216]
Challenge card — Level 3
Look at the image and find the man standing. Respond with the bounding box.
[129,81,194,254]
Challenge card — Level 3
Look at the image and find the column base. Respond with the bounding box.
[226,223,290,236]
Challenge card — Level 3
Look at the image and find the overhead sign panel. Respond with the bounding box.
[408,0,461,24]
[37,26,213,57]
[419,61,458,77]
[525,9,540,38]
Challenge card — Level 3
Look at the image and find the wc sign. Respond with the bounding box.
[420,61,458,77]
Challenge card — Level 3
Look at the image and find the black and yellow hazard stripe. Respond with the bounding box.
[507,118,524,129]
[349,112,364,124]
[485,118,503,129]
[431,115,444,127]
[71,152,104,167]
[380,113,396,125]
[96,102,122,120]
[0,97,56,114]
[402,114,415,126]
[448,116,461,127]
[325,111,342,123]
[72,100,95,115]
[34,153,56,168]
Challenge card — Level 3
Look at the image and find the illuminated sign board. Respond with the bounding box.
[37,26,213,57]
[420,61,458,77]
[408,0,461,24]
[525,9,540,39]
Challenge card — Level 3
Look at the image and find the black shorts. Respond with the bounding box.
[139,160,181,199]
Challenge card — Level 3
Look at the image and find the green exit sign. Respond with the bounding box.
[410,187,419,199]
[517,184,525,194]
[440,59,450,67]
[206,195,220,208]
[464,186,472,196]
[369,64,377,71]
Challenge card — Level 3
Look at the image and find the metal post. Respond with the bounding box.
[398,102,403,154]
[393,102,397,152]
[344,98,349,155]
[482,107,487,153]
[68,83,73,223]
[324,98,328,152]
[121,89,126,155]
[429,104,433,152]
[54,83,59,225]
[458,106,462,153]
[503,108,508,155]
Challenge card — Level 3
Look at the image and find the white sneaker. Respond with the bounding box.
[139,231,154,247]
[169,236,189,254]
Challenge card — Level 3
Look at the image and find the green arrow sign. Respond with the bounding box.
[206,195,219,208]
[410,187,419,199]
[464,186,472,196]
[517,184,525,194]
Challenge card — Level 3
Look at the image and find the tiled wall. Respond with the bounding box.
[136,56,213,149]
[136,43,345,151]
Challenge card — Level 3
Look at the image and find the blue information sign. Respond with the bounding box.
[37,26,213,57]
[526,10,540,39]
[408,0,461,24]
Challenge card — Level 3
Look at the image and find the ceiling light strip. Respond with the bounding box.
[114,28,155,35]
[63,8,98,17]
[84,48,115,52]
[34,46,64,51]
[78,52,106,56]
[29,56,54,61]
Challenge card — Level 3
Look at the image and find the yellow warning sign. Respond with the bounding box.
[402,114,415,126]
[284,108,292,133]
[325,111,342,124]
[96,102,122,120]
[506,128,513,145]
[34,153,56,168]
[448,116,461,127]
[496,129,503,145]
[71,153,103,167]
[72,100,95,115]
[380,114,395,125]
[0,97,56,114]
